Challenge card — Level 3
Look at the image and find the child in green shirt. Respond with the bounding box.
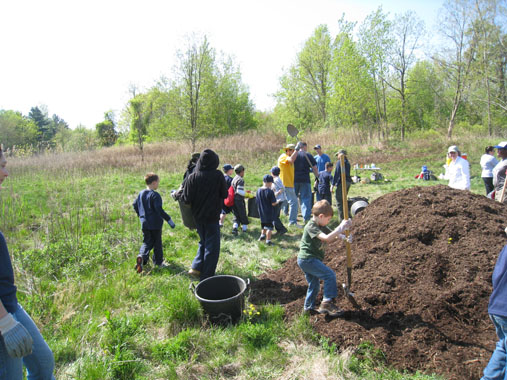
[297,200,352,317]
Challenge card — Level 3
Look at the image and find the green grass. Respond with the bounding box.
[1,130,493,379]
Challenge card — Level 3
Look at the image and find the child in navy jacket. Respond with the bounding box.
[133,173,175,272]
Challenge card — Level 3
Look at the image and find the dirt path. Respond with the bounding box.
[251,185,507,380]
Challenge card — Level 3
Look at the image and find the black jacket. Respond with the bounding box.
[182,149,227,224]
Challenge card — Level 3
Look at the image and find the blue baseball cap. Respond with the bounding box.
[494,141,507,149]
[271,166,280,176]
[263,174,274,183]
[223,164,233,171]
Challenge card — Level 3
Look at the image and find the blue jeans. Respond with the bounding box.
[0,304,55,380]
[285,187,299,225]
[139,229,163,265]
[192,222,221,281]
[481,314,507,380]
[297,258,338,310]
[294,182,312,222]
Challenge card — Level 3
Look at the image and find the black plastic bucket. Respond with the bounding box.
[178,200,196,230]
[190,275,249,324]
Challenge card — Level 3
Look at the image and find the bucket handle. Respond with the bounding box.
[189,282,196,294]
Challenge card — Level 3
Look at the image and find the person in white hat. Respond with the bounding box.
[492,142,507,203]
[446,145,470,190]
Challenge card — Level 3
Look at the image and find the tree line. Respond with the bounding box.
[273,0,507,140]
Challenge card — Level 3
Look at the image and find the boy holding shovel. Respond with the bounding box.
[297,200,352,316]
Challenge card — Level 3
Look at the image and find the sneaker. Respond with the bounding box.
[258,235,266,241]
[188,268,200,277]
[232,228,238,236]
[318,301,344,317]
[156,262,169,269]
[266,241,274,246]
[277,229,288,235]
[135,256,143,273]
[303,307,317,316]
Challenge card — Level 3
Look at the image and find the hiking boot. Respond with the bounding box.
[135,256,143,274]
[232,228,238,236]
[303,307,317,316]
[188,268,200,278]
[258,235,266,241]
[318,301,344,317]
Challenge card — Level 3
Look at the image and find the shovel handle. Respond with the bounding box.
[340,155,353,285]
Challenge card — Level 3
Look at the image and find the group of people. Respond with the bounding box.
[444,141,507,203]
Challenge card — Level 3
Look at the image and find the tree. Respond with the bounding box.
[358,8,393,139]
[386,11,425,140]
[96,111,118,147]
[0,110,39,149]
[129,94,152,160]
[175,35,215,152]
[433,0,476,139]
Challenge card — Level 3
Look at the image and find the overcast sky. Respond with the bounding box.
[0,0,443,129]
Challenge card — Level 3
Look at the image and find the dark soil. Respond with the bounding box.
[250,185,507,380]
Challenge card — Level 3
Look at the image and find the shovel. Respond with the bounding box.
[339,154,360,309]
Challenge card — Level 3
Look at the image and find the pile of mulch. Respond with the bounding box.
[250,185,507,380]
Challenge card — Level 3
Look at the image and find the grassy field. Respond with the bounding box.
[0,129,497,379]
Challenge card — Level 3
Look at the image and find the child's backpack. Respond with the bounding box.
[224,185,235,207]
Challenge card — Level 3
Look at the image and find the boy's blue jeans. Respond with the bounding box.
[0,304,55,380]
[481,314,507,380]
[297,258,338,310]
[192,222,221,281]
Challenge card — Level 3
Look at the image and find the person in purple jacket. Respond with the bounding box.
[0,146,55,379]
[133,172,175,273]
[481,229,507,380]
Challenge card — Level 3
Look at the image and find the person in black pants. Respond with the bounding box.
[182,149,227,280]
[133,173,175,272]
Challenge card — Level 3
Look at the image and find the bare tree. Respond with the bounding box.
[433,0,476,139]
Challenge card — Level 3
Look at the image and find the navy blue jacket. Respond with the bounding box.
[489,244,507,318]
[256,187,277,224]
[133,189,171,230]
[318,170,333,196]
[0,232,18,313]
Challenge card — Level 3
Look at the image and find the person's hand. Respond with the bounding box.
[295,142,302,151]
[0,313,33,358]
[334,218,351,234]
[167,219,176,228]
[338,233,353,243]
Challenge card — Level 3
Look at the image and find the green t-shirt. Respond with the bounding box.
[298,219,332,261]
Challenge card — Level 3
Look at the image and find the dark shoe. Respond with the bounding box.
[277,229,288,235]
[318,301,343,317]
[188,268,200,277]
[232,228,238,236]
[156,262,169,269]
[258,235,266,241]
[266,241,274,246]
[136,256,143,273]
[303,307,317,316]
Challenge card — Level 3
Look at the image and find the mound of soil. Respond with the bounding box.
[251,185,507,380]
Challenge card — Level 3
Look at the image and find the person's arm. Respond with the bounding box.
[153,193,174,227]
[316,219,352,243]
[132,198,139,216]
[287,149,299,164]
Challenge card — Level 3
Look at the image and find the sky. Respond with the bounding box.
[0,0,444,129]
